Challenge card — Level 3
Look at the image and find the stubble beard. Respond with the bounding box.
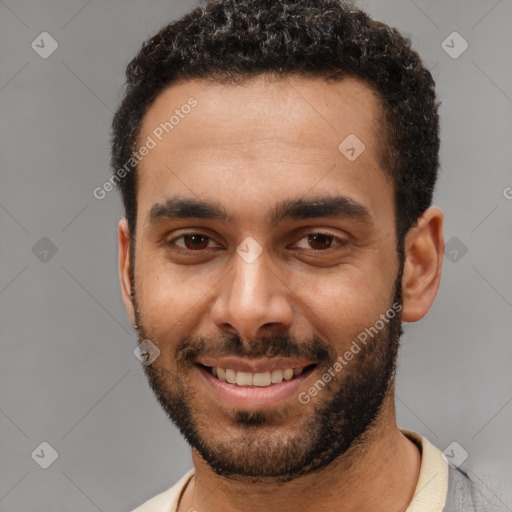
[132,261,404,482]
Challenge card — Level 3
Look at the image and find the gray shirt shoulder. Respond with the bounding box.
[443,466,507,512]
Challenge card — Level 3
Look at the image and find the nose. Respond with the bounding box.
[210,250,293,341]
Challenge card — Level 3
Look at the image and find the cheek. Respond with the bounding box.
[135,260,218,343]
[288,266,392,344]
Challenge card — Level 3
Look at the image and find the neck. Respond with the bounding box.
[178,394,421,512]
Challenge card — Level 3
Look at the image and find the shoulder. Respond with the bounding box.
[444,466,507,512]
[131,468,195,512]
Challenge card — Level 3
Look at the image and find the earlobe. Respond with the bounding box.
[118,218,136,328]
[400,206,445,323]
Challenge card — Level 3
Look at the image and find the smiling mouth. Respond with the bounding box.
[196,363,317,387]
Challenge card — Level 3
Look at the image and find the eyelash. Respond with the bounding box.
[166,231,348,253]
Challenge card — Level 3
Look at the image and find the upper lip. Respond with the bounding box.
[196,357,315,373]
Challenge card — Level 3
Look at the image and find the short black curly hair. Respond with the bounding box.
[110,0,440,251]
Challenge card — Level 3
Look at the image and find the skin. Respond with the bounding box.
[118,75,445,512]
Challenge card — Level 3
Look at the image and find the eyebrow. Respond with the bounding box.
[147,195,373,226]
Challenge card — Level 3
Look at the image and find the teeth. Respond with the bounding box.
[271,369,283,383]
[283,369,294,381]
[236,371,253,386]
[225,369,237,384]
[253,372,271,387]
[210,366,304,387]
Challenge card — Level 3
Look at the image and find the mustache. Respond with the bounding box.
[175,333,337,365]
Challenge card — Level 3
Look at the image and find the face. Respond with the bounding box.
[121,75,409,481]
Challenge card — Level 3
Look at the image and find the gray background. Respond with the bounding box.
[1,0,511,510]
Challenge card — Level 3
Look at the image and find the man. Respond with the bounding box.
[111,0,497,510]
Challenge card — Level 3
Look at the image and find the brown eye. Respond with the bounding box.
[307,233,334,250]
[169,234,214,251]
[293,231,348,252]
[182,234,210,250]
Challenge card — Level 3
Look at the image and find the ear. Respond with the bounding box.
[401,206,445,322]
[118,218,136,328]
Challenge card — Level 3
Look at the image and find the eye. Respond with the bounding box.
[166,231,348,254]
[293,231,348,251]
[168,233,220,251]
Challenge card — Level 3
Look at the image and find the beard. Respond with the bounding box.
[132,262,404,483]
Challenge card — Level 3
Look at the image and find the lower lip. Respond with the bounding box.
[196,365,314,409]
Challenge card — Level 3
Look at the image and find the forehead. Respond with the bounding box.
[135,75,393,227]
